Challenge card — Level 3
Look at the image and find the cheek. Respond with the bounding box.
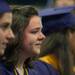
[23,32,37,48]
[23,34,35,44]
[71,39,75,48]
[69,41,75,54]
[68,36,75,50]
[0,31,5,41]
[71,35,75,45]
[23,35,32,49]
[23,37,30,47]
[0,30,4,35]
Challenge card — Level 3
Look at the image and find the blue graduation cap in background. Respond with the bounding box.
[0,0,11,13]
[39,6,75,36]
[39,5,75,16]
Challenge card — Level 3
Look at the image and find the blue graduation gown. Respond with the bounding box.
[32,60,60,75]
[0,60,59,75]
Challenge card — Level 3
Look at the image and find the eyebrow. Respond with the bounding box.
[31,27,42,30]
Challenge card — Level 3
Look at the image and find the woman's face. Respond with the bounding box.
[22,16,45,56]
[0,12,14,56]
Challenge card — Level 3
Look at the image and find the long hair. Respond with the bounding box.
[40,28,75,75]
[4,5,39,65]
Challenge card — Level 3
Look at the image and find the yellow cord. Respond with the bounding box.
[14,67,28,75]
[14,68,18,75]
[25,68,28,75]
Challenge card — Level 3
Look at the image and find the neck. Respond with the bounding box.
[15,49,29,69]
[15,50,28,75]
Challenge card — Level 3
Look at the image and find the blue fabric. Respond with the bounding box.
[39,6,75,35]
[32,60,60,75]
[0,62,14,75]
[42,13,75,35]
[39,5,75,16]
[0,0,11,13]
[0,61,59,75]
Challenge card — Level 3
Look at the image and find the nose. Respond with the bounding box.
[38,32,46,40]
[6,29,15,41]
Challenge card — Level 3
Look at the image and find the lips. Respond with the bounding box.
[35,42,42,45]
[34,43,41,49]
[35,43,41,45]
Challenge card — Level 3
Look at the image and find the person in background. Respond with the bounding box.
[0,0,15,74]
[54,0,75,7]
[0,0,14,57]
[39,6,75,75]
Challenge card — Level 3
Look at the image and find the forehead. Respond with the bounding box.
[0,12,12,24]
[27,16,42,30]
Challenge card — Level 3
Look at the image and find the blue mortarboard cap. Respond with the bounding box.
[39,6,75,36]
[39,5,75,16]
[0,0,11,13]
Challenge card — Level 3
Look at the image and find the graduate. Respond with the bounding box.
[39,5,75,75]
[0,0,15,74]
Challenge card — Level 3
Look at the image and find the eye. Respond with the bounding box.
[0,23,10,30]
[31,30,39,34]
[30,27,42,34]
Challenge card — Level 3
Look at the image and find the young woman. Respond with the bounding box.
[1,5,60,75]
[39,6,75,75]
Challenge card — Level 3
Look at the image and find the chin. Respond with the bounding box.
[0,50,5,56]
[33,49,41,56]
